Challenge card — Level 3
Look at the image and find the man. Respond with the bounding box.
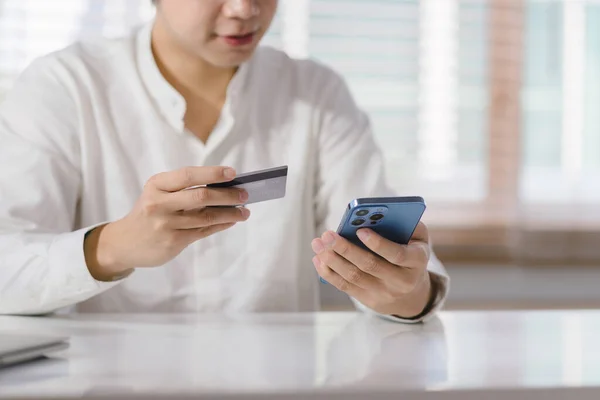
[0,0,449,322]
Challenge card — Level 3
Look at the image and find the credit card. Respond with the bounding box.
[207,165,288,205]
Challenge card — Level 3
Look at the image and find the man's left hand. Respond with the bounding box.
[311,222,434,319]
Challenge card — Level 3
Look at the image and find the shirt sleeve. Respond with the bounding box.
[0,57,122,316]
[312,68,450,324]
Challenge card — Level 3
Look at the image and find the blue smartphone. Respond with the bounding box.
[336,196,427,251]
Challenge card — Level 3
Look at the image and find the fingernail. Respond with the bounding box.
[319,277,328,285]
[224,168,236,179]
[239,189,249,202]
[322,232,336,246]
[240,207,251,219]
[311,239,325,254]
[312,256,321,268]
[357,229,370,241]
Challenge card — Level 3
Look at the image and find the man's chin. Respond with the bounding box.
[209,53,256,69]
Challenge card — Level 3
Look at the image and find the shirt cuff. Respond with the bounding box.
[44,224,126,310]
[351,271,449,324]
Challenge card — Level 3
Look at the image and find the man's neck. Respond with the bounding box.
[150,22,236,106]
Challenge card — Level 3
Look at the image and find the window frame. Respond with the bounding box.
[427,0,600,266]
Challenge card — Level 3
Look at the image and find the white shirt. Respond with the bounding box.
[0,23,449,322]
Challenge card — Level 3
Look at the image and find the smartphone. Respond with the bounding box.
[336,196,427,251]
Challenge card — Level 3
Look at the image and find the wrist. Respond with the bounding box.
[392,272,436,320]
[84,222,133,282]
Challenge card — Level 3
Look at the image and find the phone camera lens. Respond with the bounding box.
[351,218,366,226]
[356,210,369,217]
[370,213,384,221]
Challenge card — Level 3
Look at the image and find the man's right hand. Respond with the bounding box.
[84,166,250,281]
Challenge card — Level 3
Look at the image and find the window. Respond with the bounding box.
[1,0,599,265]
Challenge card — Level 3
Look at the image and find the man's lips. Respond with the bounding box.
[219,31,257,47]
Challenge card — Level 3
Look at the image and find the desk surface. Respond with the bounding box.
[1,310,600,399]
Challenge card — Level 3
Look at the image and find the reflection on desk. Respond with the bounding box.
[0,310,599,399]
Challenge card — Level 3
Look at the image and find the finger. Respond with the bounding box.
[356,229,430,269]
[163,187,248,211]
[171,207,251,229]
[181,222,237,244]
[149,166,237,192]
[410,221,430,244]
[316,232,396,280]
[312,255,365,298]
[311,240,379,290]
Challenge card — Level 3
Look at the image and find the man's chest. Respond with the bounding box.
[76,100,317,225]
[183,99,224,144]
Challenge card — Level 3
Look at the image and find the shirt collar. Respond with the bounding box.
[136,22,251,134]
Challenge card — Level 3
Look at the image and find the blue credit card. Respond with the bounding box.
[207,165,288,205]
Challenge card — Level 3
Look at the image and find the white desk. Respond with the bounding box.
[1,310,600,399]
